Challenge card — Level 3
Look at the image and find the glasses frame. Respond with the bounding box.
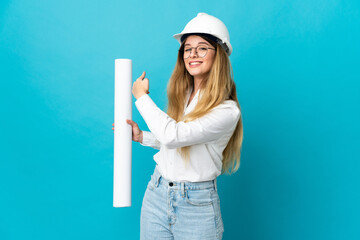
[182,45,216,59]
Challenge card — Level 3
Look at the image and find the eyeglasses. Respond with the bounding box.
[183,45,216,59]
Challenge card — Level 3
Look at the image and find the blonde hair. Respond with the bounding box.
[166,35,243,174]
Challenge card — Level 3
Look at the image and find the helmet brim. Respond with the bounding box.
[173,32,232,56]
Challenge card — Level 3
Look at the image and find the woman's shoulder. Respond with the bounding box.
[218,99,239,109]
[223,99,238,105]
[212,99,241,117]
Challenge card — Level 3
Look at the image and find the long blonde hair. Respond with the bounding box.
[166,35,243,174]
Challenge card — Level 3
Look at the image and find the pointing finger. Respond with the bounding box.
[139,71,146,80]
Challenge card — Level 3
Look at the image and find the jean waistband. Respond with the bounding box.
[152,165,218,192]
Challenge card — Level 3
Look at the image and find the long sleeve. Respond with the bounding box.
[140,130,161,150]
[135,94,240,149]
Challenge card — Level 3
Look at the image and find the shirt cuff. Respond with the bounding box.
[140,131,153,146]
[135,94,156,112]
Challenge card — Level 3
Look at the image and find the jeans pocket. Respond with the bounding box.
[185,189,213,206]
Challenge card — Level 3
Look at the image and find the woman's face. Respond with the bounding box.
[183,35,216,81]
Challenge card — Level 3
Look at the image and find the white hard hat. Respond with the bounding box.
[173,13,232,56]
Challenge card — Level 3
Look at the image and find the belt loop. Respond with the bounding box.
[154,170,161,188]
[214,178,218,192]
[155,176,159,187]
[154,165,160,187]
[181,182,185,198]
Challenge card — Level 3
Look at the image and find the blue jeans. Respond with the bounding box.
[140,165,224,240]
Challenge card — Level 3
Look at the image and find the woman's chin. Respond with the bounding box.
[188,71,204,78]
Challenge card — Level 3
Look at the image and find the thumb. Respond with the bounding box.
[128,119,138,126]
[139,71,146,80]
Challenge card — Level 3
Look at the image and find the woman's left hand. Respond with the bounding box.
[132,71,150,99]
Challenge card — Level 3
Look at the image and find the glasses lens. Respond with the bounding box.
[183,46,209,58]
[197,46,208,58]
[184,47,191,59]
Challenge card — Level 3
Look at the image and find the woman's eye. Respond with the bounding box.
[185,49,192,52]
[199,47,207,51]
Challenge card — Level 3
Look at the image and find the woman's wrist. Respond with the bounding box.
[139,131,143,143]
[135,92,147,100]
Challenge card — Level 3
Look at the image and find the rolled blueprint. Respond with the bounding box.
[113,59,132,207]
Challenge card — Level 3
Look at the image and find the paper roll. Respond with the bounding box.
[113,59,132,207]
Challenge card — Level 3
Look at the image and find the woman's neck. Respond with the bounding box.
[192,76,204,94]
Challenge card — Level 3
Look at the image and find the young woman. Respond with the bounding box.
[113,13,243,240]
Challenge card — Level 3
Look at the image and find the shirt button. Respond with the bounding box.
[169,182,173,187]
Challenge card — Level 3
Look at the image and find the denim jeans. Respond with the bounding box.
[140,165,224,240]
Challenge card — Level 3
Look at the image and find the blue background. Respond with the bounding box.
[1,0,359,239]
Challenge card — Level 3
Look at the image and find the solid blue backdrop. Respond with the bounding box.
[0,0,359,239]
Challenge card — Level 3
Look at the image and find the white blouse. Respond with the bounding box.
[135,87,241,182]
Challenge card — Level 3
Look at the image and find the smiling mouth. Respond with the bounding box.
[189,61,202,66]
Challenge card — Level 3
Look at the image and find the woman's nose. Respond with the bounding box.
[189,48,198,58]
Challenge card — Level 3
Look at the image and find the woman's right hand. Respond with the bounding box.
[112,120,143,143]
